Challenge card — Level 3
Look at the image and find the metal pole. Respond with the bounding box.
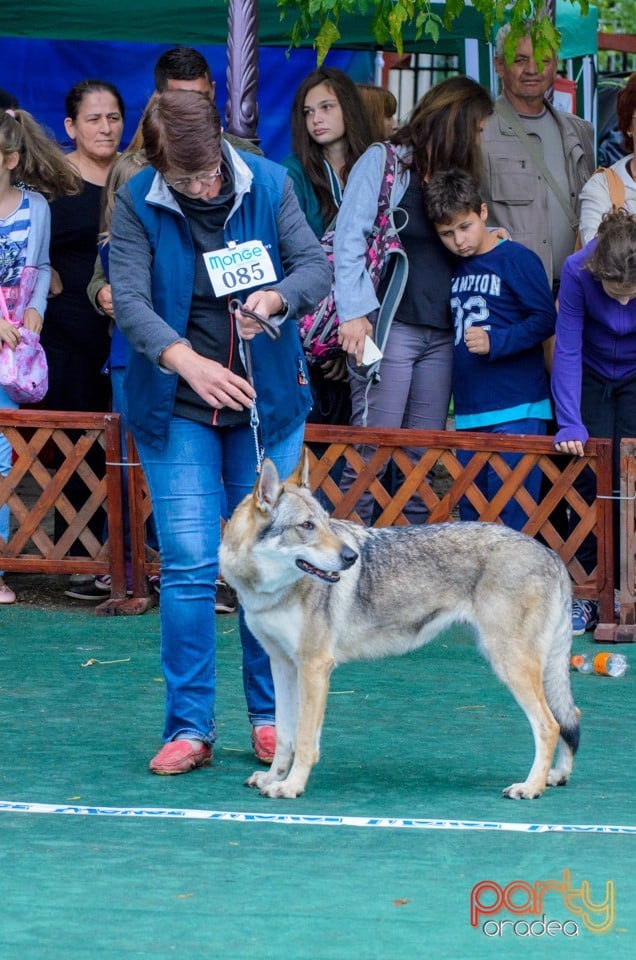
[226,0,260,143]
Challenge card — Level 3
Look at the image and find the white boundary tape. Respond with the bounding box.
[1,800,635,834]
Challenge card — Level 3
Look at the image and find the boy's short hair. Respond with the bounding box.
[425,169,483,225]
[154,46,212,91]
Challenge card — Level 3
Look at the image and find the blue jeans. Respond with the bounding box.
[0,384,18,577]
[457,418,547,532]
[110,367,158,572]
[135,417,305,746]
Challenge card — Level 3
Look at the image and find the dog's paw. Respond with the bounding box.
[502,781,544,800]
[245,770,273,790]
[259,779,304,799]
[547,767,569,787]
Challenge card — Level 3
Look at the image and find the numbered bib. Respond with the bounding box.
[203,240,277,297]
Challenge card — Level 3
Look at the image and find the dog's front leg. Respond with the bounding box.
[258,653,334,799]
[245,651,298,791]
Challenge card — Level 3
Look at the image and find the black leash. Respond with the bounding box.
[229,298,284,342]
[229,298,284,473]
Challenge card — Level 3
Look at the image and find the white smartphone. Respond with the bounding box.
[361,336,383,366]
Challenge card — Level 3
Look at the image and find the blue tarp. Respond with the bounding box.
[0,39,373,162]
[0,2,597,161]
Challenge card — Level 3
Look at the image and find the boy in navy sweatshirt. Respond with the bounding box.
[425,169,556,530]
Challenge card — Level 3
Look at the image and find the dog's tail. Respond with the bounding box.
[545,674,580,755]
[542,570,580,781]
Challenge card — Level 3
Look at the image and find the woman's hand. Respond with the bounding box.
[338,316,373,366]
[48,267,63,298]
[234,290,284,340]
[322,354,349,381]
[0,317,21,350]
[159,342,256,411]
[96,283,115,319]
[554,439,585,457]
[489,225,511,241]
[23,308,43,334]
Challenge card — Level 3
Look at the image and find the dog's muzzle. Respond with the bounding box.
[296,546,358,583]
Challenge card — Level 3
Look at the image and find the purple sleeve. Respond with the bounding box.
[551,255,589,446]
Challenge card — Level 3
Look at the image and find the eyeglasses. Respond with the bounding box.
[165,166,222,192]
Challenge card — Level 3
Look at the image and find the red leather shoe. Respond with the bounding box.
[149,739,212,775]
[251,725,276,764]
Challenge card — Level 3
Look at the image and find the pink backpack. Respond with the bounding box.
[297,142,408,378]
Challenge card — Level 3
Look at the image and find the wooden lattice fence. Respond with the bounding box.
[126,423,616,635]
[0,414,625,638]
[0,411,127,597]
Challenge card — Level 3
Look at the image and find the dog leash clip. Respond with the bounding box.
[249,403,264,474]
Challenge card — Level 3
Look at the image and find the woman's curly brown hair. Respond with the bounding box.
[586,208,636,287]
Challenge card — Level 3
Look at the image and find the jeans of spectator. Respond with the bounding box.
[340,320,453,524]
[456,418,548,532]
[109,367,158,575]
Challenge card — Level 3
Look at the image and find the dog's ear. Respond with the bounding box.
[286,446,311,489]
[254,459,283,513]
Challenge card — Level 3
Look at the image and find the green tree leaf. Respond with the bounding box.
[315,18,342,65]
[276,0,592,63]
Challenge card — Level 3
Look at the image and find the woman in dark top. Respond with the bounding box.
[42,80,124,596]
[45,79,124,411]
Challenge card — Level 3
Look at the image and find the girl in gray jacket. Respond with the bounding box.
[333,76,492,523]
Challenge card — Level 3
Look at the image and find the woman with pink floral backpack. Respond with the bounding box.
[334,76,493,524]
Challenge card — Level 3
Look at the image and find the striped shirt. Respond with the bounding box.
[0,191,30,287]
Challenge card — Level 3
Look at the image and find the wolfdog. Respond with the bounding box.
[220,453,580,800]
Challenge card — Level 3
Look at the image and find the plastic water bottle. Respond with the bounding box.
[593,652,628,678]
[571,653,593,673]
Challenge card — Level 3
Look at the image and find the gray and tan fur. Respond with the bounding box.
[220,453,580,800]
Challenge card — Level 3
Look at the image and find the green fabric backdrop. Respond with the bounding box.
[0,1,597,56]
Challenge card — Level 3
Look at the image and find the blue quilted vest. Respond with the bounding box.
[124,155,311,450]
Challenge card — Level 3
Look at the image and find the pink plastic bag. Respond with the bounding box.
[0,266,48,404]
[0,328,48,403]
